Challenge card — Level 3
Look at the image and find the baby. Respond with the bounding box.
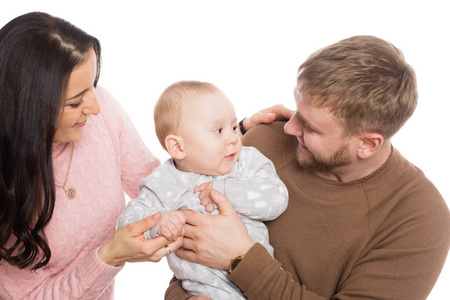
[117,81,288,299]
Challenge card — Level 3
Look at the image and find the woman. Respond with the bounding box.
[0,12,182,299]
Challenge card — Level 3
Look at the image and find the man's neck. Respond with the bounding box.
[311,143,392,182]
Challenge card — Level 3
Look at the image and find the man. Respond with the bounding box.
[168,35,450,299]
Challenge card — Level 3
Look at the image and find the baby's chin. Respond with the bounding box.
[204,167,234,177]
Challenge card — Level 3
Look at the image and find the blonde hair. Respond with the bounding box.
[297,35,417,139]
[154,80,221,150]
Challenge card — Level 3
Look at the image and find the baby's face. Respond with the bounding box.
[177,91,242,176]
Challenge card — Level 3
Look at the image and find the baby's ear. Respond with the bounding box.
[165,135,186,160]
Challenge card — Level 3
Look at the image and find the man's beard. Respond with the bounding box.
[296,144,351,172]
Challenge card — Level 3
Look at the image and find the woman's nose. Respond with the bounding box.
[82,88,100,116]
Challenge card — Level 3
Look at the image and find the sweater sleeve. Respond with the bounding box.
[228,243,325,300]
[0,248,122,299]
[163,244,323,300]
[116,169,170,239]
[163,244,321,300]
[95,86,160,199]
[333,184,450,300]
[212,147,288,221]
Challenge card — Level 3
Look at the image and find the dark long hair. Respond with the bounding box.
[0,12,101,270]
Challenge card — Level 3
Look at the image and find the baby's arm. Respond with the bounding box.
[116,188,168,239]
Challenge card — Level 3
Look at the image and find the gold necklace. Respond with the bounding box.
[55,142,76,199]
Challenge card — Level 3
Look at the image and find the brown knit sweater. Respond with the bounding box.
[166,122,450,300]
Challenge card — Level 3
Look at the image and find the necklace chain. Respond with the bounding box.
[55,142,76,199]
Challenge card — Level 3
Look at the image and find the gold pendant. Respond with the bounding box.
[66,187,76,199]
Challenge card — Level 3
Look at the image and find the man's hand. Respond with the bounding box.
[242,104,295,133]
[177,189,255,270]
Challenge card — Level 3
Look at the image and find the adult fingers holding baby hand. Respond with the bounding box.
[98,213,183,266]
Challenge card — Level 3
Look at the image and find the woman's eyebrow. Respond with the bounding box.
[66,88,88,101]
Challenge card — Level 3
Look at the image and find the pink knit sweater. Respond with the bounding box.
[0,87,160,299]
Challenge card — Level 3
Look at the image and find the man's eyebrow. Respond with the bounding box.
[297,111,321,133]
[296,112,309,125]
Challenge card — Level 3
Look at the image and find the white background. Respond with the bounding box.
[2,1,449,299]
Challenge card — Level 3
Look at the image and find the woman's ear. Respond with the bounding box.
[165,135,186,160]
[357,132,384,159]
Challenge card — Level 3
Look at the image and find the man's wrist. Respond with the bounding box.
[239,118,247,135]
[228,254,245,272]
[228,239,255,272]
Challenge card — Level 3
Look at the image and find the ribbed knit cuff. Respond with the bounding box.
[77,248,123,296]
[228,243,281,292]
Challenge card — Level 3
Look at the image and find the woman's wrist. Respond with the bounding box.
[98,240,125,267]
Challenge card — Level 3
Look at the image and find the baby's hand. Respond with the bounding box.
[194,181,215,212]
[157,211,186,240]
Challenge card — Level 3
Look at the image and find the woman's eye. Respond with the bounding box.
[70,102,81,108]
[67,98,83,108]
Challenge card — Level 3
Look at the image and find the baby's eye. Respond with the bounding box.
[213,128,223,134]
[233,126,238,132]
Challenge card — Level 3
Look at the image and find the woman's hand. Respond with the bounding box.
[177,190,255,270]
[98,213,182,267]
[242,104,295,133]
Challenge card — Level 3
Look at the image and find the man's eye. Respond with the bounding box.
[304,124,313,132]
[300,118,314,132]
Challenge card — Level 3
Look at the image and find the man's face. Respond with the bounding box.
[283,90,355,172]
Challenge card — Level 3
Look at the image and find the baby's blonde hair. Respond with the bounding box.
[154,80,221,150]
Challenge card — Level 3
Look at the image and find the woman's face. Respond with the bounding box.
[53,48,100,143]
